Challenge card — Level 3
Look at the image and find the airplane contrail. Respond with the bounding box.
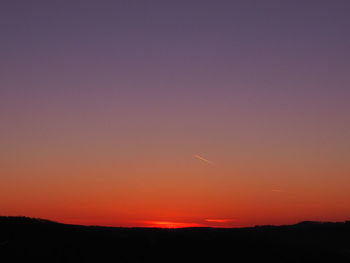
[194,154,214,165]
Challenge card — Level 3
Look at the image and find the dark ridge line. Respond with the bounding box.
[1,215,349,230]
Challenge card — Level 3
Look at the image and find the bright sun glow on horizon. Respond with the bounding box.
[142,221,204,228]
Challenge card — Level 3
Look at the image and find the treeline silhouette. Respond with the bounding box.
[0,216,349,262]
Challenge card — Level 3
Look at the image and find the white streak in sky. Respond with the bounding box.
[194,154,214,165]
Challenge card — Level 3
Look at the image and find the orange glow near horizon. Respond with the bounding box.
[1,152,350,228]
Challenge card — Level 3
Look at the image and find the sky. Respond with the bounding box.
[1,0,349,228]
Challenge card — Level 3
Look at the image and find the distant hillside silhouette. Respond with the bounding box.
[1,216,349,262]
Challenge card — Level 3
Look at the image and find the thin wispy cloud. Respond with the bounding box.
[205,219,234,223]
[194,154,214,165]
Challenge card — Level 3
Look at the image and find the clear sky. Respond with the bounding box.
[1,0,349,227]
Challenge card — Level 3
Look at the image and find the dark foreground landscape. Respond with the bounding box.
[1,216,350,262]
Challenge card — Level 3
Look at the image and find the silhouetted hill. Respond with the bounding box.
[1,216,349,262]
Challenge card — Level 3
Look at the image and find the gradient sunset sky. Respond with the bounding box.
[1,0,349,228]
